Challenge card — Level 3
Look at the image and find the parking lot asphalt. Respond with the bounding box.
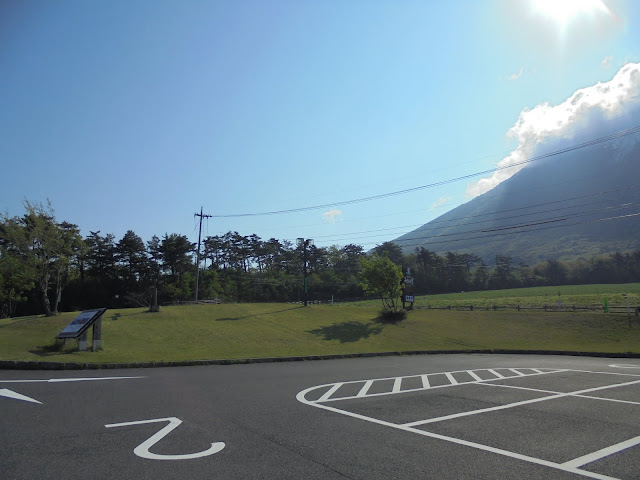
[1,354,639,479]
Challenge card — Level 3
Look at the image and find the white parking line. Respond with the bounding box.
[392,377,402,393]
[403,378,640,427]
[314,368,566,403]
[318,383,342,402]
[480,381,640,406]
[562,435,640,469]
[297,380,623,480]
[467,370,483,382]
[298,368,640,480]
[357,380,374,397]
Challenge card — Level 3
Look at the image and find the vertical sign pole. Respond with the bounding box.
[92,314,102,351]
[78,331,88,351]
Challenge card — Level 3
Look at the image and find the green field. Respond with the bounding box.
[1,284,640,365]
[350,283,640,310]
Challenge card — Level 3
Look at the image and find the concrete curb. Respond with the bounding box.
[1,349,640,370]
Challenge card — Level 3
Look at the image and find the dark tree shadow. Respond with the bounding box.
[217,306,304,321]
[29,343,77,357]
[0,315,42,329]
[307,321,385,343]
[110,310,148,320]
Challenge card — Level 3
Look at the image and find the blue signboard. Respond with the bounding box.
[56,308,107,339]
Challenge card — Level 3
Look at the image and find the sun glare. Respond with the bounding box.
[531,0,610,26]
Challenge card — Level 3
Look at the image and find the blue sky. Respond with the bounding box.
[1,0,639,250]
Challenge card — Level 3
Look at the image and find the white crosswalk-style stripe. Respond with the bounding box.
[311,368,566,403]
[357,380,374,397]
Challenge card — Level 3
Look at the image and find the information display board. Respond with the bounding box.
[56,308,107,339]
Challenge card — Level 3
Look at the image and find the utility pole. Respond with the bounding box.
[297,238,313,306]
[194,207,212,302]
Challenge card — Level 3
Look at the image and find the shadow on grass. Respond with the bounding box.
[109,310,149,321]
[29,343,78,357]
[307,321,385,343]
[217,306,304,321]
[0,315,42,328]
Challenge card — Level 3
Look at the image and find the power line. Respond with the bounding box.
[389,210,640,249]
[311,186,640,245]
[208,172,640,240]
[353,201,637,247]
[210,125,640,218]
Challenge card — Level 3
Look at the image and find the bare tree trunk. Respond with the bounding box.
[53,281,62,315]
[40,278,52,316]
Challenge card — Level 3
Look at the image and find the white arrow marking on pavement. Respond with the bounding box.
[0,388,41,404]
[609,364,640,369]
[0,376,146,383]
[105,417,225,461]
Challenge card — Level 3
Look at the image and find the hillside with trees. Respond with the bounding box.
[2,202,640,317]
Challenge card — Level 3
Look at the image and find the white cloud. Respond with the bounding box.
[467,62,640,197]
[429,197,450,211]
[322,208,342,223]
[601,55,613,69]
[507,67,525,81]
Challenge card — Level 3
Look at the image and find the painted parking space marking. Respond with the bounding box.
[479,380,640,406]
[307,367,567,403]
[562,435,640,469]
[298,368,640,480]
[466,370,483,381]
[357,380,374,397]
[444,372,458,385]
[403,377,640,427]
[392,377,402,393]
[318,383,342,402]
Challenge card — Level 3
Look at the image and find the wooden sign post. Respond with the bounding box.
[402,268,414,310]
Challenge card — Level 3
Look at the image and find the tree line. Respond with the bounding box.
[2,201,640,317]
[377,242,640,294]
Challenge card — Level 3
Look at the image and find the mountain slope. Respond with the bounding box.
[394,136,640,264]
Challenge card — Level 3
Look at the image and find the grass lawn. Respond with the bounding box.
[1,300,639,364]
